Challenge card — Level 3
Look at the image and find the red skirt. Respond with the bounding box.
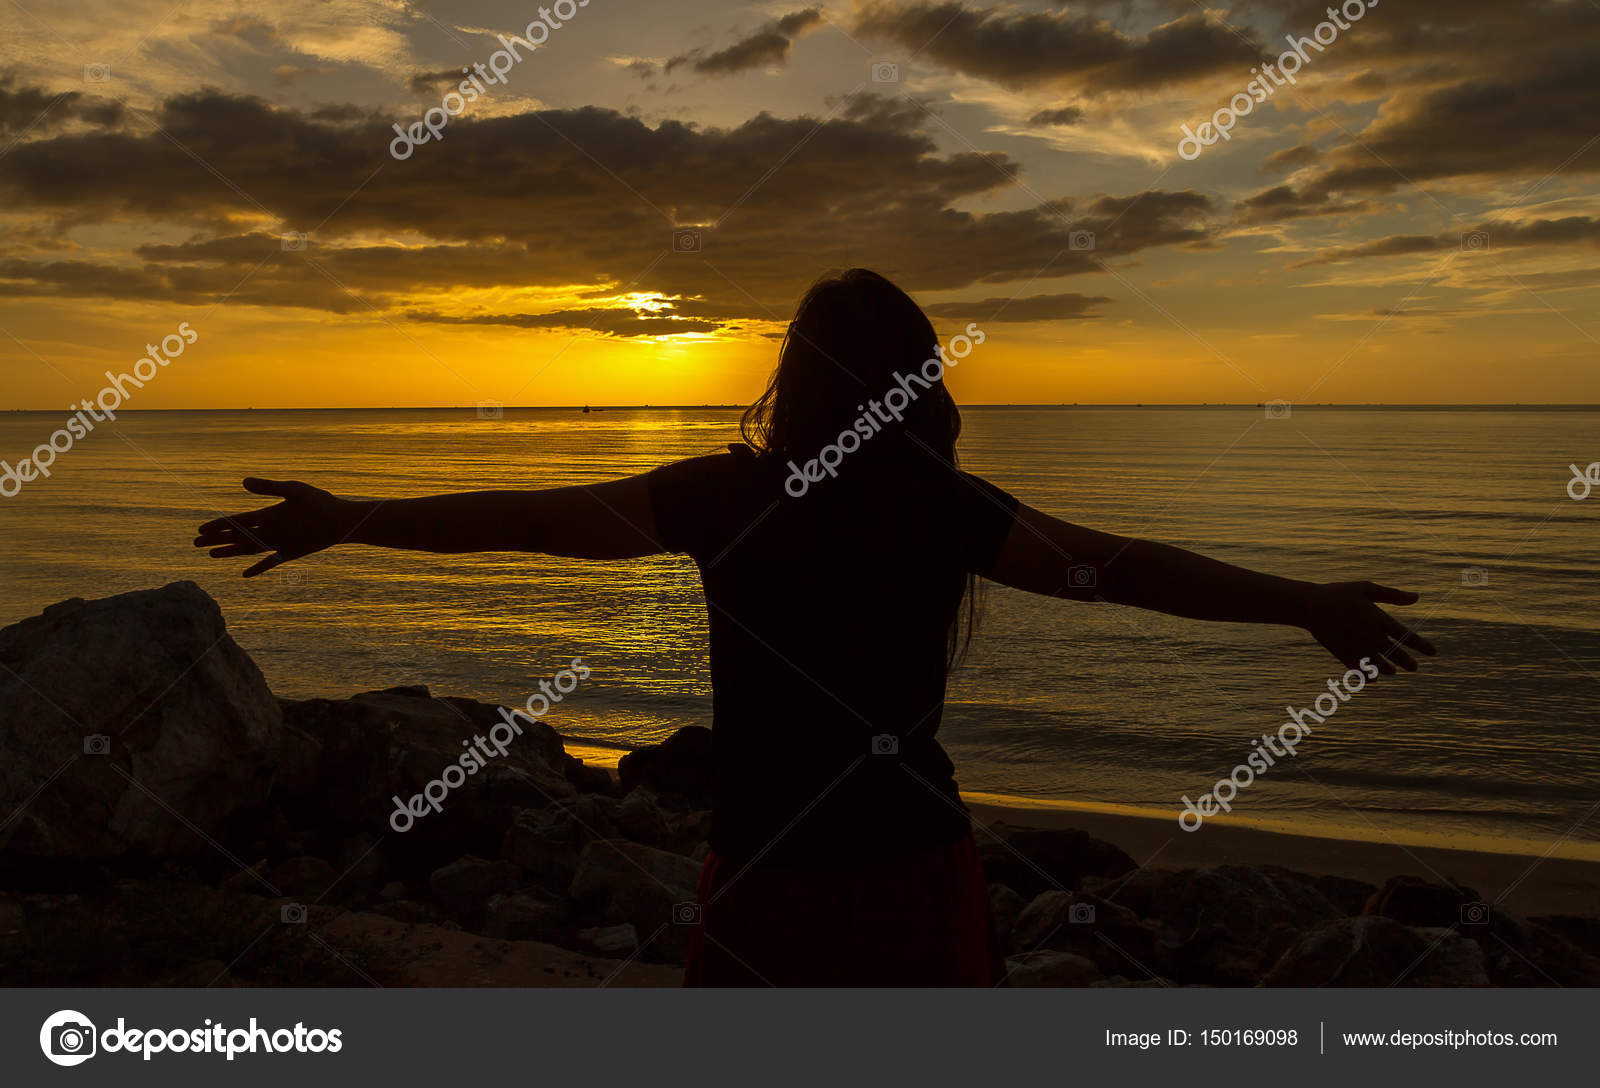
[683,832,1004,987]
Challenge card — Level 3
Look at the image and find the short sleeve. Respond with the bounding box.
[955,471,1019,575]
[647,447,750,557]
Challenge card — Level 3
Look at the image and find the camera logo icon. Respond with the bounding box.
[673,901,702,925]
[1265,399,1291,419]
[83,734,110,755]
[870,60,900,83]
[1068,902,1095,924]
[1461,566,1489,588]
[1461,231,1490,252]
[281,232,308,251]
[672,228,702,253]
[476,400,504,420]
[1068,564,1096,588]
[83,64,110,83]
[1459,901,1491,926]
[281,903,308,924]
[871,733,899,756]
[1068,230,1095,251]
[40,1010,97,1066]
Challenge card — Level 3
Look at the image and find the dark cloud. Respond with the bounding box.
[0,75,122,136]
[1227,1,1600,207]
[1292,218,1600,267]
[1233,184,1374,225]
[407,308,726,337]
[924,292,1112,322]
[666,8,824,76]
[1028,107,1085,126]
[852,3,1262,91]
[1260,144,1319,175]
[408,69,464,93]
[0,86,1217,318]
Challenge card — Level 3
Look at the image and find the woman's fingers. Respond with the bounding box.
[1381,615,1438,655]
[198,508,272,535]
[1364,582,1420,606]
[243,477,314,500]
[208,542,266,558]
[1383,644,1419,672]
[241,554,284,578]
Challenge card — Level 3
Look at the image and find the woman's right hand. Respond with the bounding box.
[194,477,361,577]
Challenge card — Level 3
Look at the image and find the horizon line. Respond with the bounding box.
[6,402,1600,412]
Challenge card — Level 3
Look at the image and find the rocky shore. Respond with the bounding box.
[3,582,1598,987]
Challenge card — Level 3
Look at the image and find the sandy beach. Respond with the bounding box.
[965,796,1600,917]
[560,740,1600,917]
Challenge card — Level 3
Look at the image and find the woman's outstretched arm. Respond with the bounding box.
[194,475,664,576]
[985,503,1437,674]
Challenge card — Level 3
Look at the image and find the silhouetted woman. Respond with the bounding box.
[196,268,1434,986]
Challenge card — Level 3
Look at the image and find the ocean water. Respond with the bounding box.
[2,406,1597,857]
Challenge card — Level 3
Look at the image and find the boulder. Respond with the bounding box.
[566,759,618,795]
[1009,890,1179,979]
[270,856,340,900]
[1106,866,1341,985]
[428,856,521,926]
[578,923,640,957]
[977,824,1136,899]
[617,726,715,808]
[1005,950,1101,987]
[615,787,672,847]
[484,891,572,942]
[989,884,1026,947]
[570,839,701,962]
[1363,875,1483,927]
[503,796,622,887]
[0,582,284,858]
[278,687,576,861]
[1474,911,1600,987]
[1262,916,1490,987]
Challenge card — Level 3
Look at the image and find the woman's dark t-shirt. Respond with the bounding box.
[647,442,1019,869]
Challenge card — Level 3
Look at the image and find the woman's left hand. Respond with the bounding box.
[1300,581,1437,674]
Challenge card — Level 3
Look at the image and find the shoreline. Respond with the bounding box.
[969,796,1600,918]
[564,742,1600,917]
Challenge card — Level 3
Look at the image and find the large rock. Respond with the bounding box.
[484,891,572,942]
[1262,916,1490,987]
[0,582,284,857]
[1102,865,1341,985]
[1363,875,1483,927]
[279,687,577,862]
[503,796,622,887]
[429,856,521,927]
[1005,950,1101,987]
[617,726,714,809]
[977,824,1136,900]
[1009,890,1179,979]
[569,839,701,963]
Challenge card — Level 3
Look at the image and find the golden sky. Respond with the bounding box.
[1,0,1597,408]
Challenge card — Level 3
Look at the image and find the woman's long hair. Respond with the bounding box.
[740,268,982,667]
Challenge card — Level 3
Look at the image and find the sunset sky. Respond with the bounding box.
[0,0,1596,408]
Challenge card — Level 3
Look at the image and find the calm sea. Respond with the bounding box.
[3,407,1597,857]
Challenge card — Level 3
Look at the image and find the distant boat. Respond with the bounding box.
[581,405,591,413]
